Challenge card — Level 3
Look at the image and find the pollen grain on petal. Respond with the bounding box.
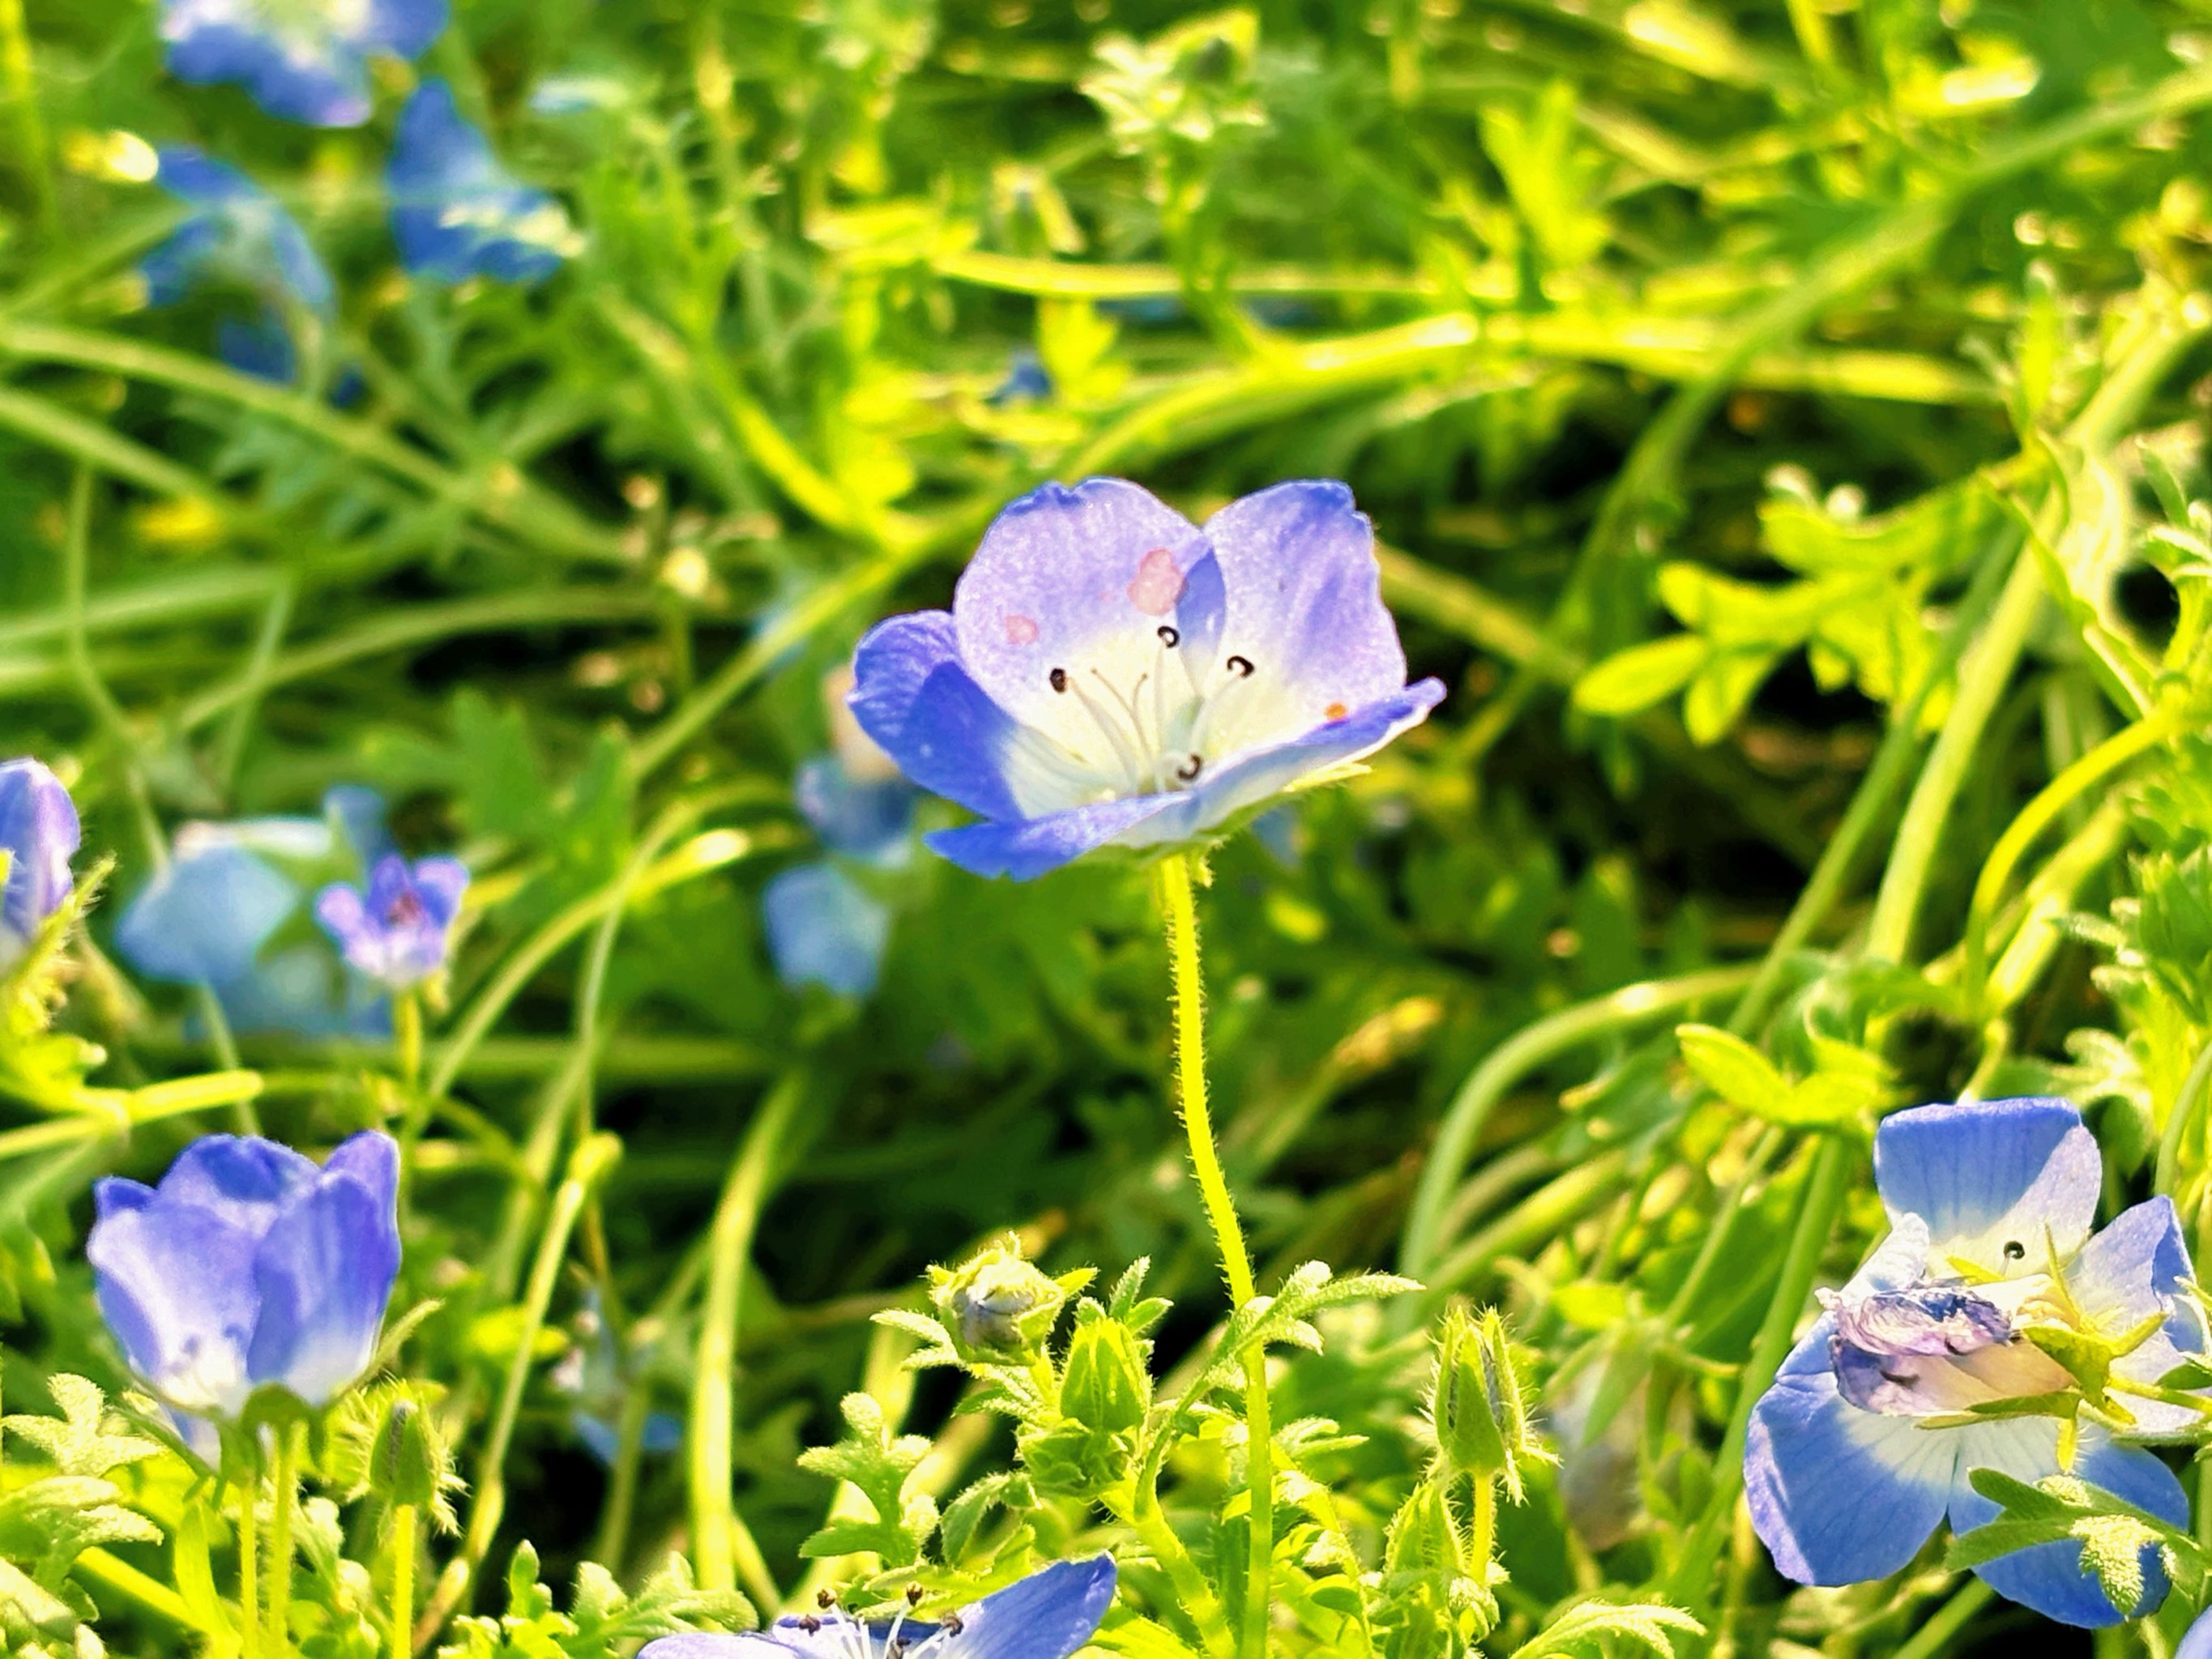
[1127,546,1187,615]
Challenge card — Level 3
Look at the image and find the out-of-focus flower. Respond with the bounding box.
[848,477,1443,880]
[157,0,446,127]
[2180,1608,2212,1659]
[389,79,577,284]
[0,760,80,967]
[762,864,890,998]
[549,1294,681,1467]
[314,854,468,991]
[88,1132,400,1440]
[639,1556,1117,1659]
[143,147,335,386]
[986,349,1053,407]
[1746,1097,2203,1628]
[115,787,390,1035]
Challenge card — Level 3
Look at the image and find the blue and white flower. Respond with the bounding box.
[89,1132,401,1433]
[1746,1097,2206,1627]
[314,853,468,991]
[0,759,80,968]
[640,1556,1115,1659]
[157,0,446,127]
[389,79,577,285]
[115,787,391,1035]
[848,477,1443,880]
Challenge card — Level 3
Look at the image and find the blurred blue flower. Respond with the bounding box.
[88,1132,400,1435]
[115,786,391,1035]
[796,754,915,868]
[158,0,446,127]
[986,349,1053,407]
[640,1555,1115,1659]
[762,864,890,999]
[389,79,575,285]
[848,478,1443,880]
[0,759,79,967]
[144,147,334,386]
[550,1295,681,1468]
[314,853,468,991]
[1747,1098,2202,1628]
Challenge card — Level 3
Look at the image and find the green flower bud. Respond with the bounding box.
[1017,1417,1131,1499]
[1060,1315,1151,1435]
[1383,1477,1467,1577]
[929,1239,1072,1361]
[1433,1308,1538,1497]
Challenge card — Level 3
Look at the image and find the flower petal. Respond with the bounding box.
[409,857,471,924]
[950,478,1208,734]
[1744,1350,1954,1584]
[925,793,1184,881]
[949,1555,1118,1659]
[848,612,1022,821]
[1873,1098,2099,1265]
[2181,1609,2212,1659]
[762,864,891,996]
[245,1161,400,1406]
[156,1135,323,1239]
[2073,1196,2205,1434]
[117,841,302,986]
[1949,1419,2184,1626]
[391,81,571,284]
[795,757,913,866]
[638,1639,797,1659]
[1173,680,1443,834]
[87,1198,259,1416]
[1198,480,1413,757]
[0,758,79,949]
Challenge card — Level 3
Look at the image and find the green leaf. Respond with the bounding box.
[1511,1598,1703,1657]
[1573,635,1710,716]
[1674,1024,1787,1115]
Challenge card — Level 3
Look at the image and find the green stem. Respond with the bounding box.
[0,0,56,233]
[237,1478,259,1659]
[395,993,423,1097]
[388,1503,416,1659]
[266,1427,297,1658]
[1891,1579,1995,1659]
[1666,1136,1851,1606]
[1154,853,1271,1659]
[1399,966,1753,1282]
[691,1072,805,1598]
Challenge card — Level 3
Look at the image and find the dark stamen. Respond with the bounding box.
[2002,1241,2026,1261]
[889,1643,906,1657]
[1879,1369,1915,1387]
[1049,667,1069,693]
[1226,654,1254,676]
[943,1617,964,1636]
[386,890,425,928]
[905,1584,925,1606]
[798,1618,821,1633]
[1176,753,1204,782]
[817,1590,836,1610]
[1157,625,1180,646]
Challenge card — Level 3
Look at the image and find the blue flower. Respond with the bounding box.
[0,759,79,966]
[1746,1097,2205,1628]
[640,1555,1116,1659]
[847,478,1444,880]
[986,350,1053,407]
[762,864,891,998]
[88,1132,401,1430]
[314,854,468,991]
[115,787,391,1036]
[158,0,446,127]
[389,79,575,285]
[2183,1609,2212,1659]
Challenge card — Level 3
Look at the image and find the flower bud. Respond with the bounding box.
[0,759,80,968]
[930,1239,1070,1361]
[1059,1315,1150,1435]
[360,1390,457,1527]
[1433,1308,1538,1498]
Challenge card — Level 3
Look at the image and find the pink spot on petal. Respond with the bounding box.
[1127,547,1186,616]
[1005,612,1040,645]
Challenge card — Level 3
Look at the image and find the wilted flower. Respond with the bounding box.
[314,853,468,991]
[389,80,577,284]
[848,478,1442,879]
[157,0,446,126]
[143,147,334,386]
[116,787,390,1035]
[1746,1098,2204,1627]
[639,1556,1115,1659]
[88,1132,401,1441]
[0,759,80,967]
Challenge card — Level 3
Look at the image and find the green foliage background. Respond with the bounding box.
[3,0,2212,1653]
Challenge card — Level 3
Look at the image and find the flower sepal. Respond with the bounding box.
[1948,1465,2198,1621]
[0,855,113,1111]
[208,1381,327,1484]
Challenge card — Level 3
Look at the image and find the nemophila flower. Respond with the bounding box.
[986,350,1053,407]
[551,1294,682,1467]
[2182,1609,2212,1659]
[143,147,334,385]
[641,1555,1115,1659]
[88,1132,401,1444]
[762,864,891,998]
[158,0,446,126]
[0,759,80,967]
[848,478,1444,880]
[314,854,468,991]
[116,787,391,1035]
[389,79,577,285]
[1746,1098,2206,1627]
